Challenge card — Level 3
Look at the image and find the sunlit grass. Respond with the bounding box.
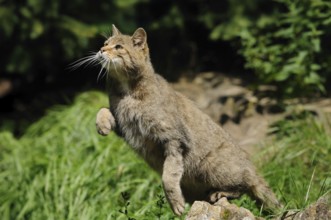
[248,114,331,218]
[0,91,330,219]
[0,92,179,220]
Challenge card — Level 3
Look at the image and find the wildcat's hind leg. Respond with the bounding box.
[96,107,116,136]
[208,191,241,203]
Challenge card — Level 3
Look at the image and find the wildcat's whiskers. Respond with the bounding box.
[71,51,111,82]
[96,57,110,82]
[68,52,100,71]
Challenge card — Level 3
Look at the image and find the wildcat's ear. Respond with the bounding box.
[132,28,147,48]
[112,24,121,36]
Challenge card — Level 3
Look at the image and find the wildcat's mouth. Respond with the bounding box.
[96,51,110,65]
[96,51,122,70]
[95,51,128,82]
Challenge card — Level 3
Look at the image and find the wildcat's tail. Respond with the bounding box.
[248,175,283,212]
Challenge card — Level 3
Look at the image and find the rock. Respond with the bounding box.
[281,194,331,220]
[185,194,331,220]
[185,198,260,220]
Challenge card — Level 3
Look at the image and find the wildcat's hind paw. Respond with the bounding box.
[96,108,115,136]
[208,191,241,203]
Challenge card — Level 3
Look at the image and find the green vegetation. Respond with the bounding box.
[0,92,180,220]
[205,0,331,97]
[1,0,331,97]
[261,114,331,209]
[1,92,330,219]
[231,113,331,217]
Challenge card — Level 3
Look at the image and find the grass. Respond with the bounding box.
[258,114,331,211]
[234,112,331,218]
[0,91,330,219]
[0,92,178,220]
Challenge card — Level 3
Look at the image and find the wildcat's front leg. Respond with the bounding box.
[162,140,185,216]
[96,107,116,136]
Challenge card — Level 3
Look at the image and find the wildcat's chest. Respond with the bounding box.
[114,97,166,172]
[113,96,154,149]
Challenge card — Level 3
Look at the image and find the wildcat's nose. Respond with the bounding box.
[100,46,109,52]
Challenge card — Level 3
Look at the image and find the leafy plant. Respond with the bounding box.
[206,0,331,97]
[2,0,331,98]
[119,192,136,220]
[0,92,176,220]
[259,114,331,209]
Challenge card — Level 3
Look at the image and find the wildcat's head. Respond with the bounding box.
[96,25,150,81]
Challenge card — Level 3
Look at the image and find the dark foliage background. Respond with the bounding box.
[1,0,331,128]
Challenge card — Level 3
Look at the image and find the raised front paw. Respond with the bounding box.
[96,108,115,136]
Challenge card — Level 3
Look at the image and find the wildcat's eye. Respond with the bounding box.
[115,45,123,50]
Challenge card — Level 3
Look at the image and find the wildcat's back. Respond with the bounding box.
[93,25,282,216]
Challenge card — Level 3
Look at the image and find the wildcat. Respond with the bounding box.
[82,25,282,216]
